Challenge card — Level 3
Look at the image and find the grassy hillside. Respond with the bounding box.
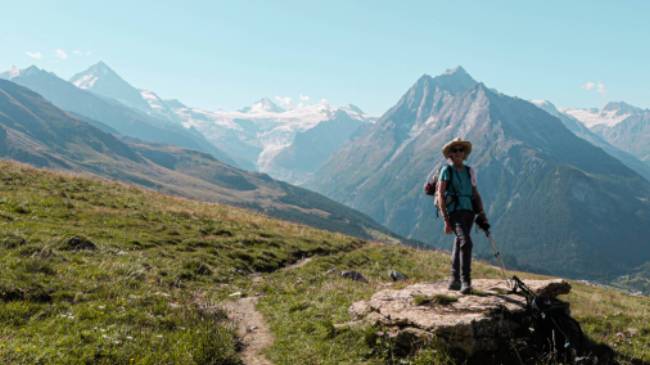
[0,161,364,364]
[0,160,648,364]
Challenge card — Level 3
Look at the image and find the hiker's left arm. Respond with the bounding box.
[472,186,486,218]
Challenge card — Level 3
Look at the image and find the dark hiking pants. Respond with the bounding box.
[450,210,474,284]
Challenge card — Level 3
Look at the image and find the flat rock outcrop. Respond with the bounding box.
[349,279,571,355]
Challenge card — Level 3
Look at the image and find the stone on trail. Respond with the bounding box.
[349,279,571,356]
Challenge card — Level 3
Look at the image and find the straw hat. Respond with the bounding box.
[442,137,472,159]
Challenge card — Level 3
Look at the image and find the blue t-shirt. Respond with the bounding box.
[439,165,476,213]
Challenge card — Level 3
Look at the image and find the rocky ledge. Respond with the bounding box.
[349,279,574,357]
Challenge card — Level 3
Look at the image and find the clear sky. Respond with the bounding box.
[1,0,649,115]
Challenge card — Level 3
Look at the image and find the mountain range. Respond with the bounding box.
[0,78,402,242]
[307,67,650,282]
[0,65,237,167]
[66,62,374,180]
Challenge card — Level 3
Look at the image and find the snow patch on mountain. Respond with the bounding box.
[139,89,167,111]
[562,107,631,128]
[72,74,99,89]
[7,65,20,79]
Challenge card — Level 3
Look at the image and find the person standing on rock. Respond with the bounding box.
[436,137,488,294]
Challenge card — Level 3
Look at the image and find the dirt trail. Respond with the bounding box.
[283,256,312,271]
[223,296,273,365]
[224,256,313,365]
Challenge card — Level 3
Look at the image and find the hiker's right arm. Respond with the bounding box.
[437,181,453,234]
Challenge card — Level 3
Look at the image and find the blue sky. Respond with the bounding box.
[1,1,649,115]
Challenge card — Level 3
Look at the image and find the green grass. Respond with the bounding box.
[0,161,363,364]
[1,160,649,364]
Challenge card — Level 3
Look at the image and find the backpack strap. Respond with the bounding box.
[446,165,461,211]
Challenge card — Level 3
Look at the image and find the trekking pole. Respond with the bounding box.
[485,231,513,290]
[475,215,514,290]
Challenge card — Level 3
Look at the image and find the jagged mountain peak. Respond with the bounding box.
[408,66,478,98]
[86,61,116,74]
[1,65,43,80]
[442,65,471,77]
[434,66,477,91]
[603,101,642,114]
[70,61,125,89]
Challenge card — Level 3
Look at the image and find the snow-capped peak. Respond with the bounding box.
[7,65,20,78]
[71,62,115,89]
[239,98,286,113]
[1,65,42,80]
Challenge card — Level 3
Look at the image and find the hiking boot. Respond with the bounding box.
[460,281,472,294]
[448,279,461,291]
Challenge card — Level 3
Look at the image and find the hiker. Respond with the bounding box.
[436,138,488,294]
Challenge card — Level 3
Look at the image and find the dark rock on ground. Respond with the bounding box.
[389,270,408,281]
[59,236,97,251]
[341,270,368,283]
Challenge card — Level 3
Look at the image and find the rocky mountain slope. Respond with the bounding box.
[0,79,401,242]
[308,67,650,281]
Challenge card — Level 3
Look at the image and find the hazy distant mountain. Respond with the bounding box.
[267,109,369,184]
[308,66,650,281]
[567,103,650,166]
[531,100,650,181]
[564,102,642,128]
[238,97,286,113]
[63,63,375,177]
[0,65,237,167]
[0,79,403,242]
[70,61,149,111]
[172,98,374,180]
[69,61,180,122]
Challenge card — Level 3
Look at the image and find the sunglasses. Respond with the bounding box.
[450,148,465,153]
